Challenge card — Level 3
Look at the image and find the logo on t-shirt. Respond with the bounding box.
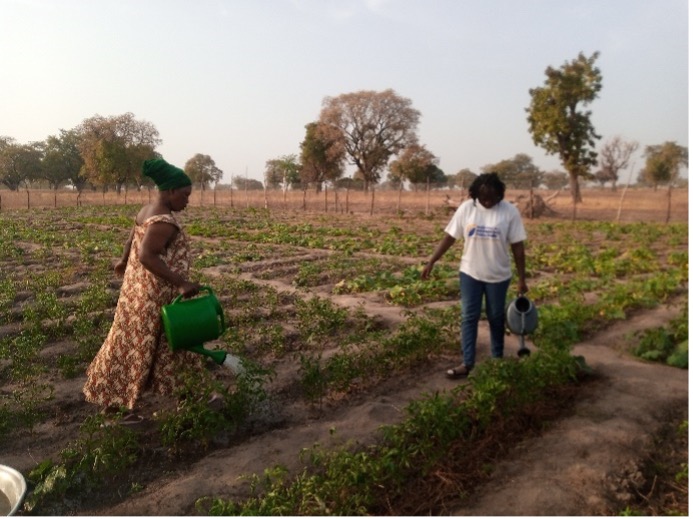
[466,224,500,239]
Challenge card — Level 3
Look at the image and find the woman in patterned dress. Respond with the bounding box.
[83,158,203,417]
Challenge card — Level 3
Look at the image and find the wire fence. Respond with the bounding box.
[0,186,687,223]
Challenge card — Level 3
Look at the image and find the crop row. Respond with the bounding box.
[0,205,687,514]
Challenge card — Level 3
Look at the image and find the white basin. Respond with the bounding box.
[0,465,26,516]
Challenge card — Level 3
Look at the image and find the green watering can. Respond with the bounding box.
[161,286,227,365]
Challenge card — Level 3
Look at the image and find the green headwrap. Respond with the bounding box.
[142,158,192,191]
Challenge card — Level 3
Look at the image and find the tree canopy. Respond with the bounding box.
[387,144,444,189]
[319,89,420,190]
[265,155,301,190]
[0,137,43,191]
[42,129,87,191]
[527,51,602,203]
[77,112,161,191]
[638,141,688,189]
[185,153,223,190]
[595,136,639,189]
[482,153,543,189]
[299,122,345,192]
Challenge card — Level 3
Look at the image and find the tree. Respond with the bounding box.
[184,153,223,190]
[482,153,543,189]
[233,177,263,191]
[264,155,300,191]
[77,112,161,191]
[319,89,420,190]
[387,144,443,190]
[42,129,87,191]
[448,168,477,190]
[638,141,688,189]
[543,170,570,190]
[527,52,602,204]
[0,137,43,191]
[595,136,639,189]
[299,122,345,192]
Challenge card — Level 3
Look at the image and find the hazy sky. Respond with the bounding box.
[1,0,688,183]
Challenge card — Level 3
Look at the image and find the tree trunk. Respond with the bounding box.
[568,173,582,204]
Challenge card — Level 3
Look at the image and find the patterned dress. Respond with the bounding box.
[83,214,202,410]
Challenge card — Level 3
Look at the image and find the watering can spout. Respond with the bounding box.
[187,344,227,365]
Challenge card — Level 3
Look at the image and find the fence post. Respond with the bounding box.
[665,185,672,224]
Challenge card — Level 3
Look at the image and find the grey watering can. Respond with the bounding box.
[506,294,538,357]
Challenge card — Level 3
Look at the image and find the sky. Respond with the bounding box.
[0,0,688,184]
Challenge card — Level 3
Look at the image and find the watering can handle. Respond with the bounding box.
[170,285,213,305]
[214,292,226,333]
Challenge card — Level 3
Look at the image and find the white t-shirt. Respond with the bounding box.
[444,199,526,283]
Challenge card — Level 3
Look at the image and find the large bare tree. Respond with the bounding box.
[319,89,420,190]
[595,136,639,189]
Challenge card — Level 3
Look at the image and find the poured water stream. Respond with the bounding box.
[221,354,244,374]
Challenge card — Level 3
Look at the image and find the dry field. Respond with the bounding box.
[0,187,687,515]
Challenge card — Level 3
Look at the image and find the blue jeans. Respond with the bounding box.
[459,272,511,369]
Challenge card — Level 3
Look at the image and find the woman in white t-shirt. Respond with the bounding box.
[422,172,528,379]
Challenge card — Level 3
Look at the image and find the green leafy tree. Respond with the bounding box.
[77,112,161,191]
[448,168,477,190]
[387,144,443,190]
[265,155,301,190]
[482,153,543,189]
[542,170,570,190]
[638,141,688,190]
[0,137,43,190]
[299,122,345,192]
[527,51,602,203]
[233,177,263,190]
[184,153,223,190]
[42,129,87,191]
[319,89,420,190]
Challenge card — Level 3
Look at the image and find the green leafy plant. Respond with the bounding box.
[24,412,140,513]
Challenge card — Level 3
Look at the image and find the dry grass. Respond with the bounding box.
[0,186,687,223]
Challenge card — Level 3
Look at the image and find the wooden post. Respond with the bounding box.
[425,178,431,216]
[665,185,672,224]
[529,187,534,219]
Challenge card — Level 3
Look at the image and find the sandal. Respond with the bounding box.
[119,413,145,426]
[446,365,472,379]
